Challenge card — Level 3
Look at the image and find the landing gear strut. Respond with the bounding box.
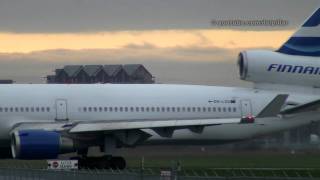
[73,155,126,170]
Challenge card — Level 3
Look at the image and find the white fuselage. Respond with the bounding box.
[0,84,317,147]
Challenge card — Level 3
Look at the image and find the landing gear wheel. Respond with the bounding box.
[75,156,126,170]
[110,156,126,170]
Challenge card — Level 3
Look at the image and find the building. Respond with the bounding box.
[0,80,14,84]
[47,64,154,84]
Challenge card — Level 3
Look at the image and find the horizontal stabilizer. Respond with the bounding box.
[257,94,288,118]
[281,99,320,115]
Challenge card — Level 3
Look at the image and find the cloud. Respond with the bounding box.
[0,0,318,33]
[0,45,251,87]
[0,27,290,85]
[0,30,293,53]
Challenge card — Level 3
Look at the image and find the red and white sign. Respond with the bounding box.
[47,160,78,170]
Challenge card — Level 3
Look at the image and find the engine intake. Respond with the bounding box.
[238,52,248,80]
[237,50,320,87]
[11,130,75,159]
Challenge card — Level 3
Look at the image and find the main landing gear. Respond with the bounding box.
[71,155,126,170]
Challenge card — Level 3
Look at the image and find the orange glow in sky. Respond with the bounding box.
[0,29,293,53]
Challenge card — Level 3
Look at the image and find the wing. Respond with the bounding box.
[11,118,241,147]
[69,118,240,134]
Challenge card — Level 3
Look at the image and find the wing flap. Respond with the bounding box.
[69,118,240,133]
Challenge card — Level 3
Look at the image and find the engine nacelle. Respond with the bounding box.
[11,130,75,159]
[238,50,320,87]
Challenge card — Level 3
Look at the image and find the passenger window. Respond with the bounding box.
[151,107,155,112]
[223,107,226,112]
[10,107,13,112]
[99,107,102,112]
[218,107,221,112]
[15,107,19,112]
[120,107,123,112]
[212,107,216,112]
[83,107,87,112]
[88,107,92,112]
[25,107,29,112]
[114,107,118,112]
[172,107,175,112]
[203,107,206,112]
[156,107,160,112]
[104,107,108,112]
[187,107,191,112]
[141,107,144,112]
[228,107,232,112]
[192,107,196,112]
[93,107,97,112]
[109,107,113,112]
[46,107,50,112]
[130,107,134,112]
[4,107,8,112]
[125,107,128,112]
[31,107,34,112]
[0,107,2,112]
[166,107,170,112]
[233,107,237,112]
[20,107,24,112]
[41,107,45,112]
[161,107,165,112]
[182,107,186,112]
[207,107,211,112]
[146,107,149,112]
[177,107,180,112]
[136,107,139,112]
[197,107,201,112]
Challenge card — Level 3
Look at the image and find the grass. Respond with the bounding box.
[123,153,320,177]
[125,153,320,168]
[1,152,320,177]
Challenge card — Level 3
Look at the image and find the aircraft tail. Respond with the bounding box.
[278,8,320,56]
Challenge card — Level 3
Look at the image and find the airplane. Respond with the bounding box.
[5,85,318,170]
[2,7,320,170]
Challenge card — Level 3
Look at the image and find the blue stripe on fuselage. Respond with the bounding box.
[278,37,320,56]
[277,46,320,56]
[285,37,320,46]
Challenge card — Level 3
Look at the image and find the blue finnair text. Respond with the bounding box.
[267,64,320,75]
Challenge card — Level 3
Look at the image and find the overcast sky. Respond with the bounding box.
[0,0,319,85]
[0,0,319,32]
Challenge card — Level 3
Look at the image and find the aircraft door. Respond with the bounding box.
[240,99,252,117]
[55,99,68,121]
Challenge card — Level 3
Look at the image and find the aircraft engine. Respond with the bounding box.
[238,50,320,87]
[10,130,75,159]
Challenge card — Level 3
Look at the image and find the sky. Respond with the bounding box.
[0,0,319,85]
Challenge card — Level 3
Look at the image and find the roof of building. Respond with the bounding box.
[123,64,142,76]
[63,65,83,77]
[83,65,103,77]
[54,64,151,78]
[103,65,122,76]
[0,80,13,84]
